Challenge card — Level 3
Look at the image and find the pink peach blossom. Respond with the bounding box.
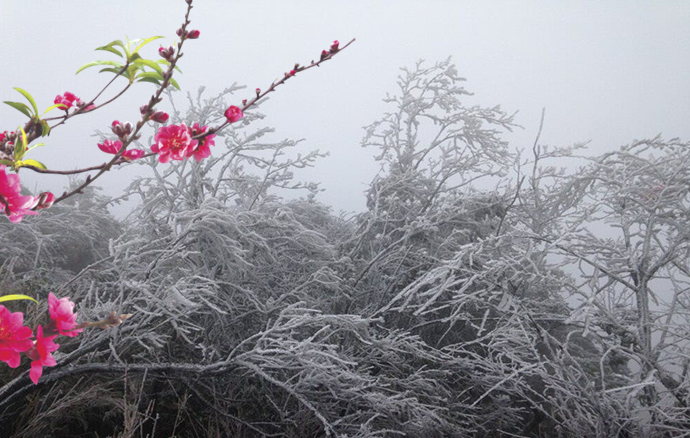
[54,92,78,110]
[0,165,38,223]
[27,325,59,385]
[48,292,83,338]
[151,123,197,163]
[0,305,34,368]
[97,139,145,161]
[97,139,120,155]
[124,149,145,160]
[187,123,216,162]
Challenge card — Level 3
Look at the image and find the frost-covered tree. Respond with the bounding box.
[3,63,688,438]
[518,135,690,436]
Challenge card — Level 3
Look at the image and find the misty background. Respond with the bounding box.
[3,2,690,436]
[2,0,689,215]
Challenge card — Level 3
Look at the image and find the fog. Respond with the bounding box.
[2,1,688,214]
[3,3,690,436]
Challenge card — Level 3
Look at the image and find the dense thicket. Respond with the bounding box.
[1,60,689,438]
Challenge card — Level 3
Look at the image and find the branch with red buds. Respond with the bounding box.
[46,1,196,206]
[2,2,353,222]
[198,38,355,141]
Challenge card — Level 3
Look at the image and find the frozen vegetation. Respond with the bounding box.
[1,60,689,437]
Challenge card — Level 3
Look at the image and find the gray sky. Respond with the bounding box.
[2,1,689,214]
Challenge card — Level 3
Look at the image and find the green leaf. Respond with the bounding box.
[99,67,126,75]
[126,65,139,82]
[41,103,69,116]
[96,45,123,58]
[136,71,164,82]
[120,68,133,81]
[136,77,162,86]
[76,60,124,75]
[133,59,164,75]
[40,120,50,137]
[15,127,28,161]
[0,294,38,304]
[107,39,127,49]
[26,142,46,152]
[157,59,183,74]
[20,159,47,170]
[13,144,23,162]
[3,101,33,118]
[0,159,14,167]
[106,39,129,57]
[135,36,164,53]
[13,88,38,115]
[128,52,142,62]
[169,77,181,91]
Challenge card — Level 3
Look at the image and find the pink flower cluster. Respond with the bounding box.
[151,122,219,164]
[147,106,243,164]
[54,92,78,110]
[54,92,94,112]
[0,293,81,384]
[151,123,198,163]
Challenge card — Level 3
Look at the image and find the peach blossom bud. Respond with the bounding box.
[151,111,169,123]
[187,30,200,39]
[320,50,329,61]
[111,120,123,136]
[36,192,55,209]
[111,120,132,138]
[76,99,95,112]
[224,106,244,123]
[255,88,261,97]
[159,46,175,62]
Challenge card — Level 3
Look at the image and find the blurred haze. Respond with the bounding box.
[2,0,689,215]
